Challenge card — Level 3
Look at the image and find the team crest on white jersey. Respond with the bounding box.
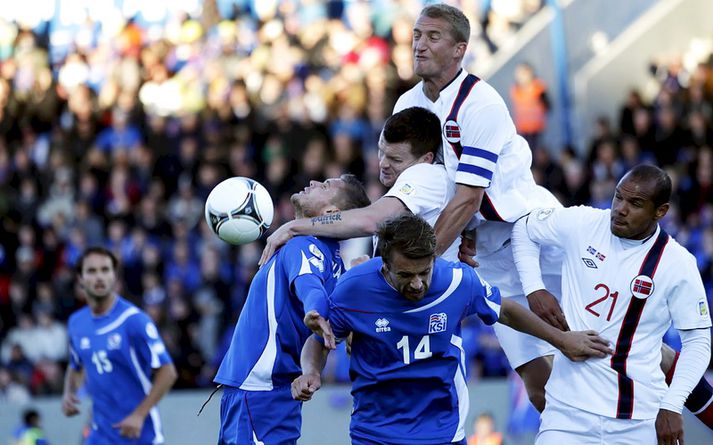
[107,333,122,350]
[699,299,709,317]
[80,337,90,350]
[630,275,654,299]
[428,313,447,334]
[536,208,554,220]
[443,120,461,143]
[375,318,391,333]
[399,183,415,195]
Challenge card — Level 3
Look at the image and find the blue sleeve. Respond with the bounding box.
[464,267,502,325]
[327,295,351,340]
[293,274,329,317]
[283,237,330,287]
[128,312,173,369]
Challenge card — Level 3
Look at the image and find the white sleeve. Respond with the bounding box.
[667,253,713,330]
[455,103,511,188]
[384,164,447,217]
[659,328,711,413]
[527,206,593,248]
[512,216,546,296]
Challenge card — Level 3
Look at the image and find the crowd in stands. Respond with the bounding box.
[1,0,711,407]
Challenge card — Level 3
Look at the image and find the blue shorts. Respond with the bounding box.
[218,386,302,445]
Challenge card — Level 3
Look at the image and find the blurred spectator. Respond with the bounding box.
[11,409,51,445]
[467,411,503,445]
[510,62,549,149]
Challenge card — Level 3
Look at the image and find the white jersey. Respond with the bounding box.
[394,69,559,231]
[383,163,459,261]
[524,206,712,419]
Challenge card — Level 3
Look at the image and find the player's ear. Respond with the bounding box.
[654,202,669,221]
[420,151,434,164]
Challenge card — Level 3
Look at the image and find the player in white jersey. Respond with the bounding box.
[512,165,711,444]
[259,107,462,265]
[392,2,566,410]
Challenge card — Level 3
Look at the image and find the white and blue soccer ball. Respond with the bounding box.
[204,177,275,245]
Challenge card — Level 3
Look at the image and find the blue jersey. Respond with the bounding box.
[215,236,344,390]
[68,297,172,445]
[329,258,501,444]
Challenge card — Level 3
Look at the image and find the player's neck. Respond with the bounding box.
[88,293,118,317]
[421,67,462,102]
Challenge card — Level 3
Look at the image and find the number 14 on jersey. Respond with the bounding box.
[396,335,432,364]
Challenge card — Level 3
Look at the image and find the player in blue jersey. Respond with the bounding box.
[214,174,370,445]
[293,214,612,445]
[62,247,177,445]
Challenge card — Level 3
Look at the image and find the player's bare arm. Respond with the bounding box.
[113,363,177,439]
[498,299,612,361]
[433,184,483,263]
[260,197,408,265]
[292,335,330,402]
[61,365,85,416]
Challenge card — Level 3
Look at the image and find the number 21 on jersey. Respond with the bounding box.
[396,335,432,364]
[585,283,619,321]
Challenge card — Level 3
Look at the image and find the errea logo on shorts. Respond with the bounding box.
[375,318,391,333]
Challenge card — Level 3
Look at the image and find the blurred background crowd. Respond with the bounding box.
[0,0,711,413]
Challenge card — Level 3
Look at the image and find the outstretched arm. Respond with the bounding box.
[113,363,177,439]
[292,335,330,401]
[498,299,612,361]
[433,184,483,258]
[656,328,711,445]
[512,216,568,331]
[260,197,408,265]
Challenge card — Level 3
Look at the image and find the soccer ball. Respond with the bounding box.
[204,177,275,245]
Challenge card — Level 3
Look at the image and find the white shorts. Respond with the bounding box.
[536,396,656,445]
[476,240,563,369]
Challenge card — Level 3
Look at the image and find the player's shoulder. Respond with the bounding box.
[392,163,448,187]
[282,235,333,260]
[432,258,476,286]
[531,205,605,222]
[466,76,507,109]
[394,82,425,111]
[68,305,92,328]
[660,233,697,265]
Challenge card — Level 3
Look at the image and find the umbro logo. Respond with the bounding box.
[581,258,598,269]
[375,318,391,333]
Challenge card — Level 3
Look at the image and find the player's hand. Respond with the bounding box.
[559,330,613,361]
[458,229,479,267]
[350,255,370,268]
[527,289,569,331]
[259,222,294,266]
[61,392,81,416]
[304,310,336,350]
[655,409,684,445]
[291,373,321,401]
[113,411,145,439]
[345,332,353,356]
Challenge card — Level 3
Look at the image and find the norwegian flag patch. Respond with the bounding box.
[630,275,654,299]
[443,120,461,143]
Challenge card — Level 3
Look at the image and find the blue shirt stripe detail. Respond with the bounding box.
[461,146,499,163]
[457,163,494,180]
